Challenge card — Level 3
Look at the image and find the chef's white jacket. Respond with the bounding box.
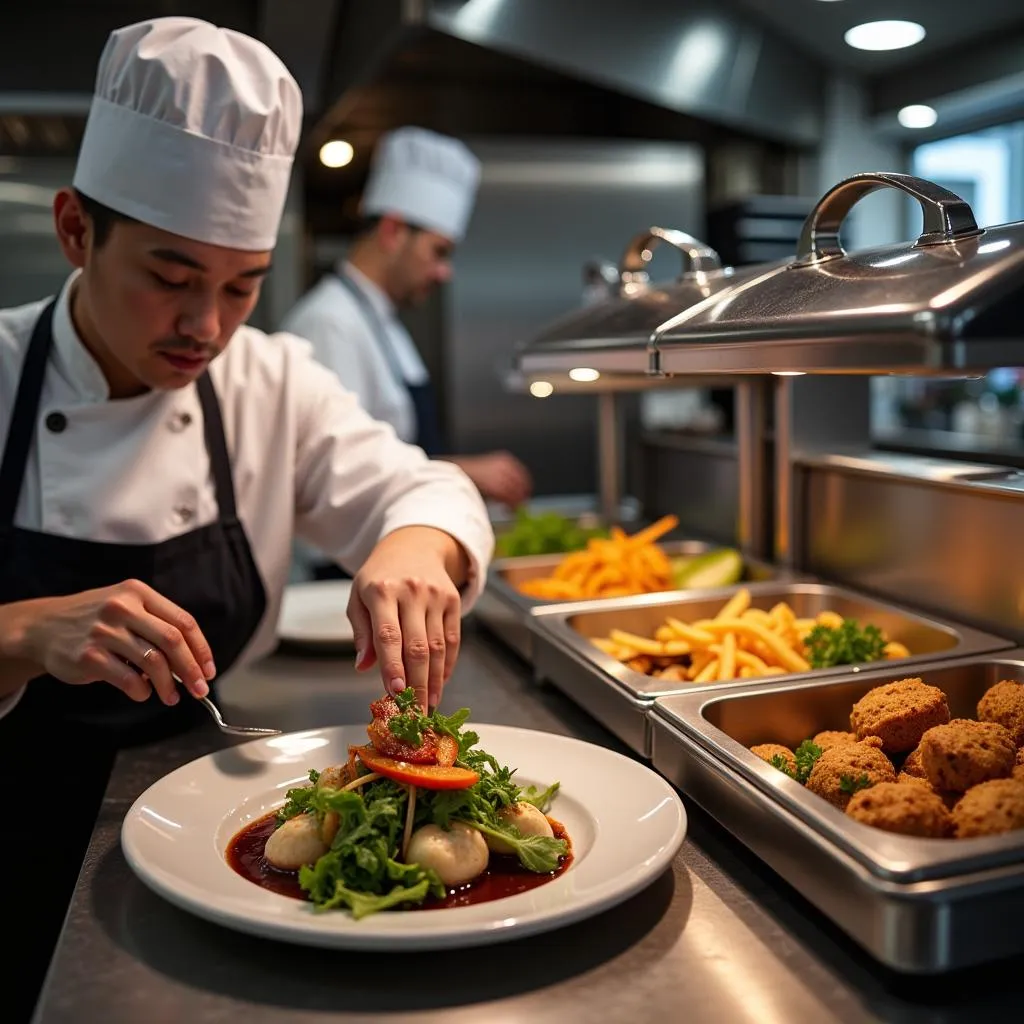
[279,262,429,444]
[0,271,494,716]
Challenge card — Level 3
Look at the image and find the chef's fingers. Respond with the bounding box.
[124,581,213,694]
[79,644,151,702]
[398,593,431,713]
[440,592,461,696]
[360,584,408,699]
[107,631,179,706]
[347,591,377,671]
[116,604,209,698]
[423,601,448,713]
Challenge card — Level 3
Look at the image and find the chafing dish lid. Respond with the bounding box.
[653,172,1024,374]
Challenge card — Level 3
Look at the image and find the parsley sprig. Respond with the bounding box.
[770,740,823,784]
[839,773,873,795]
[805,619,886,670]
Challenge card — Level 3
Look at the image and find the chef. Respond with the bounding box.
[0,19,492,1020]
[280,126,533,513]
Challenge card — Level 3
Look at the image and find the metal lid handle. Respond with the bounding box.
[619,226,722,289]
[794,172,982,266]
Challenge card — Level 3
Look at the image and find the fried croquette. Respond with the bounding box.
[952,778,1024,838]
[977,680,1024,745]
[845,781,953,838]
[900,746,927,779]
[812,730,858,751]
[849,677,950,753]
[751,743,796,774]
[894,770,960,810]
[919,719,1016,792]
[806,740,896,810]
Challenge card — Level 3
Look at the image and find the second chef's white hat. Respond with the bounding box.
[362,127,481,242]
[73,17,302,252]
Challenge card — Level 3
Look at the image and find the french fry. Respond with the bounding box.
[700,618,810,673]
[736,649,770,674]
[662,640,692,657]
[695,658,720,683]
[609,629,664,657]
[884,640,910,659]
[718,631,737,680]
[716,588,751,621]
[665,617,716,646]
[816,610,844,630]
[625,514,679,549]
[741,608,773,627]
[655,625,675,643]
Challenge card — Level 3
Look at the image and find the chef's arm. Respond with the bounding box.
[291,353,494,599]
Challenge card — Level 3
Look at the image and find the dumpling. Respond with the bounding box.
[486,801,555,855]
[405,822,488,886]
[264,813,329,871]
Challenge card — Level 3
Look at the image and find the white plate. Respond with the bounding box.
[121,723,687,950]
[277,581,355,649]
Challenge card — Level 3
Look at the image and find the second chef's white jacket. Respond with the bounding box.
[279,262,430,444]
[0,271,494,687]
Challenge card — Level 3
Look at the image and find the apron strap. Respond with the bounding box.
[334,271,446,454]
[335,271,410,387]
[0,297,238,527]
[196,374,238,521]
[0,299,56,526]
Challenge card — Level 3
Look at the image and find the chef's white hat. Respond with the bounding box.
[73,17,302,252]
[362,127,481,242]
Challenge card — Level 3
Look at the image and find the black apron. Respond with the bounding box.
[334,270,445,456]
[0,300,267,1021]
[312,272,446,583]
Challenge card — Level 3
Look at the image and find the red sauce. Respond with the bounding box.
[227,812,572,910]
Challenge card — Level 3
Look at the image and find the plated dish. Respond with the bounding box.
[228,692,572,918]
[121,710,686,949]
[276,580,355,650]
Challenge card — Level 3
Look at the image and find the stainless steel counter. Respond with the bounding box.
[32,625,1024,1023]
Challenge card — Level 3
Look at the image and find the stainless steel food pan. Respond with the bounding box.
[650,653,1024,972]
[527,581,1011,759]
[474,540,784,664]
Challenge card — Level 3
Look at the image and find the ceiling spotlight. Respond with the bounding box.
[897,104,937,129]
[845,20,926,52]
[319,139,354,168]
[568,367,601,382]
[529,381,554,398]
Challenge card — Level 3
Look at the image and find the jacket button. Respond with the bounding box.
[45,411,67,433]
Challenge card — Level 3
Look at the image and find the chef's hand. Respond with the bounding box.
[1,580,216,704]
[449,451,532,508]
[347,526,468,712]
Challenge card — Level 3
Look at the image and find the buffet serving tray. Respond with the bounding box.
[528,581,1012,758]
[650,653,1024,973]
[475,540,782,664]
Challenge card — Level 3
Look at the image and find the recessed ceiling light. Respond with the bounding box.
[529,380,554,398]
[319,139,354,168]
[897,104,937,129]
[845,20,926,52]
[568,367,601,383]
